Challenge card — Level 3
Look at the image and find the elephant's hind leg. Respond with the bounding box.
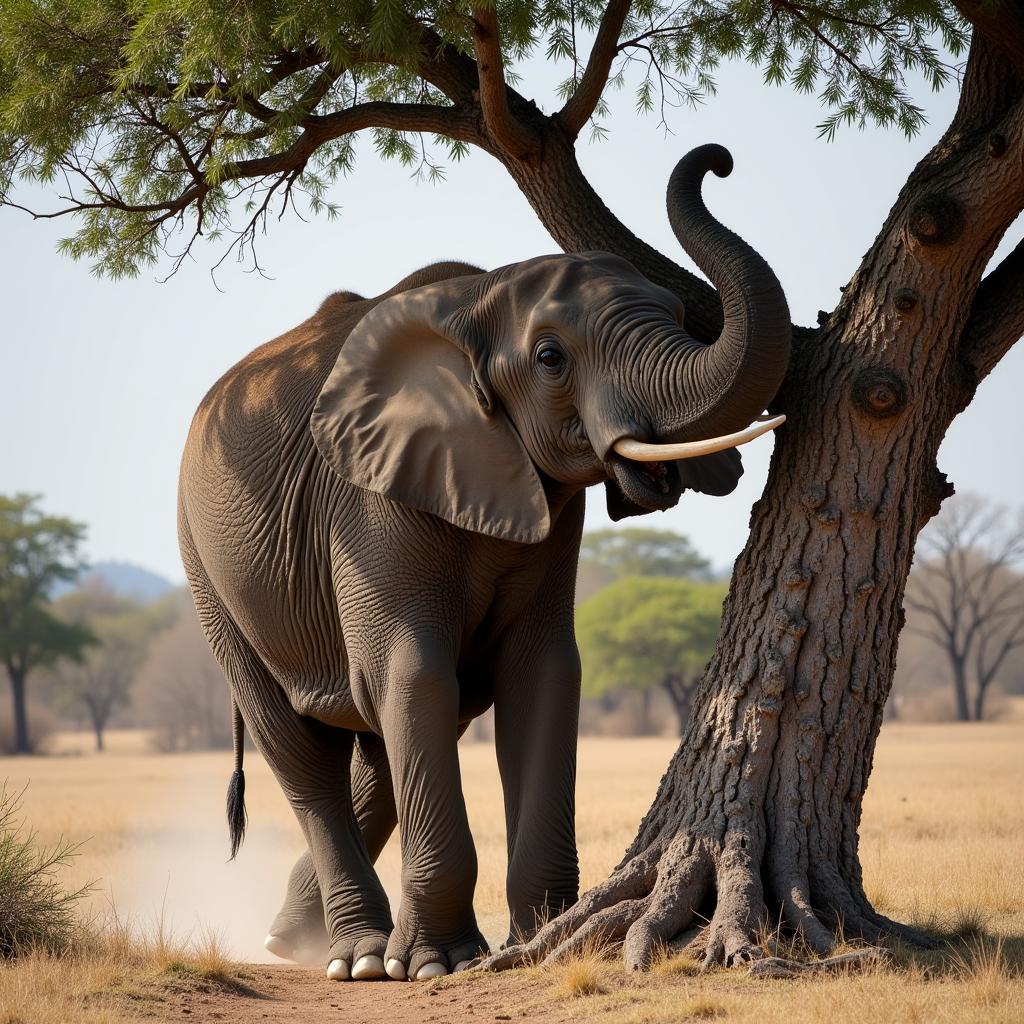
[236,691,394,982]
[266,733,397,966]
[181,540,393,982]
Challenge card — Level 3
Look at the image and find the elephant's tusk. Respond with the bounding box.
[612,413,786,462]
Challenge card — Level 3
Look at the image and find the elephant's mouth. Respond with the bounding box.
[607,453,684,512]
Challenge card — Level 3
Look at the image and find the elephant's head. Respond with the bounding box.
[312,144,791,544]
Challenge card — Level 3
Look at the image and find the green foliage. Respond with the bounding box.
[0,494,92,678]
[0,0,967,276]
[580,528,714,585]
[576,575,725,699]
[0,785,89,958]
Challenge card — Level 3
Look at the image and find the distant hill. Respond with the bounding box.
[53,561,176,604]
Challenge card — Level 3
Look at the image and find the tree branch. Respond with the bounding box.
[959,236,1024,389]
[470,5,540,159]
[955,1,1024,77]
[558,0,632,139]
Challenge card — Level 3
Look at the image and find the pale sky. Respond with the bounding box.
[2,56,1022,582]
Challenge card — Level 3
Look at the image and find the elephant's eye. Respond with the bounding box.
[536,344,565,372]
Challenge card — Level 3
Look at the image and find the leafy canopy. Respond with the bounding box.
[580,527,714,583]
[576,575,726,698]
[0,494,92,677]
[49,583,175,725]
[0,0,966,277]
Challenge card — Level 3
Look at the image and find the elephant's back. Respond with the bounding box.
[177,260,488,614]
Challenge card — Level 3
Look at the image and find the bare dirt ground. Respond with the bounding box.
[158,965,547,1024]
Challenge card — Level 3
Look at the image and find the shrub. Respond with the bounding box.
[0,787,89,957]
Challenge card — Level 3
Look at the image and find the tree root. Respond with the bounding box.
[747,946,892,979]
[475,826,938,977]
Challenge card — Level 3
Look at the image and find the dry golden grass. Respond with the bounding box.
[0,919,247,1024]
[0,711,1021,1022]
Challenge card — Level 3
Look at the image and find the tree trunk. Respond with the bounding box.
[952,656,972,721]
[481,33,1024,971]
[973,680,990,723]
[7,664,30,755]
[661,675,694,736]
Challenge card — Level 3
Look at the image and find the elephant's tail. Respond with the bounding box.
[226,697,247,860]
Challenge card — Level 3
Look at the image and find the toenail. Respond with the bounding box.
[414,962,448,981]
[385,958,407,981]
[326,958,350,981]
[352,954,387,980]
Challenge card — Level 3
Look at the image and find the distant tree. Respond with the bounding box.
[50,582,175,751]
[905,494,1024,721]
[578,528,713,599]
[134,593,232,752]
[577,576,725,734]
[0,495,91,755]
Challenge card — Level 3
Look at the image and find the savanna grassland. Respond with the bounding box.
[0,714,1021,1023]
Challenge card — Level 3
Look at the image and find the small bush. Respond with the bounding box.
[0,786,90,957]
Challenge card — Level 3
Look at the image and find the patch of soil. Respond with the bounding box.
[149,964,559,1024]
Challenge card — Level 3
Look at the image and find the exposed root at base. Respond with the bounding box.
[474,830,938,976]
[747,946,893,979]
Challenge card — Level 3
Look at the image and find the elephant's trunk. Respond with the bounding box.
[658,144,792,440]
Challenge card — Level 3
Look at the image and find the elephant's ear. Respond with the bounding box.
[311,288,551,544]
[604,449,744,520]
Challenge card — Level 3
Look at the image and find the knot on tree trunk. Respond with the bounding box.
[852,368,909,419]
[908,193,966,247]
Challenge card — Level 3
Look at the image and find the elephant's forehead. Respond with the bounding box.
[512,264,640,331]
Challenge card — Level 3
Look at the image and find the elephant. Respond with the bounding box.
[177,143,791,984]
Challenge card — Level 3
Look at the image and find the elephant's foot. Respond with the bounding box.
[263,922,329,965]
[263,905,329,965]
[325,929,391,981]
[383,914,489,981]
[265,850,329,964]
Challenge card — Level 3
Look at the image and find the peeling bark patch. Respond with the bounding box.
[783,565,812,588]
[815,506,842,528]
[800,485,827,512]
[908,193,965,246]
[851,368,909,419]
[917,464,956,527]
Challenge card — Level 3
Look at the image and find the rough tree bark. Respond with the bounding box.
[478,31,1024,968]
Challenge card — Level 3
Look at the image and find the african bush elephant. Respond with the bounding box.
[178,144,791,984]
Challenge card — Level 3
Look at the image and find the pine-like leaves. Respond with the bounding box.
[0,0,969,276]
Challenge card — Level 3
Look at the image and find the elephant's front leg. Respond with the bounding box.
[378,642,488,980]
[495,635,582,946]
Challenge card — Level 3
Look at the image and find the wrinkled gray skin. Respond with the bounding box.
[178,145,791,981]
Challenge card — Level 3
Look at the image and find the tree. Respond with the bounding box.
[578,528,713,596]
[578,576,725,734]
[50,582,174,750]
[0,495,91,755]
[4,0,1024,967]
[134,592,234,752]
[905,494,1024,721]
